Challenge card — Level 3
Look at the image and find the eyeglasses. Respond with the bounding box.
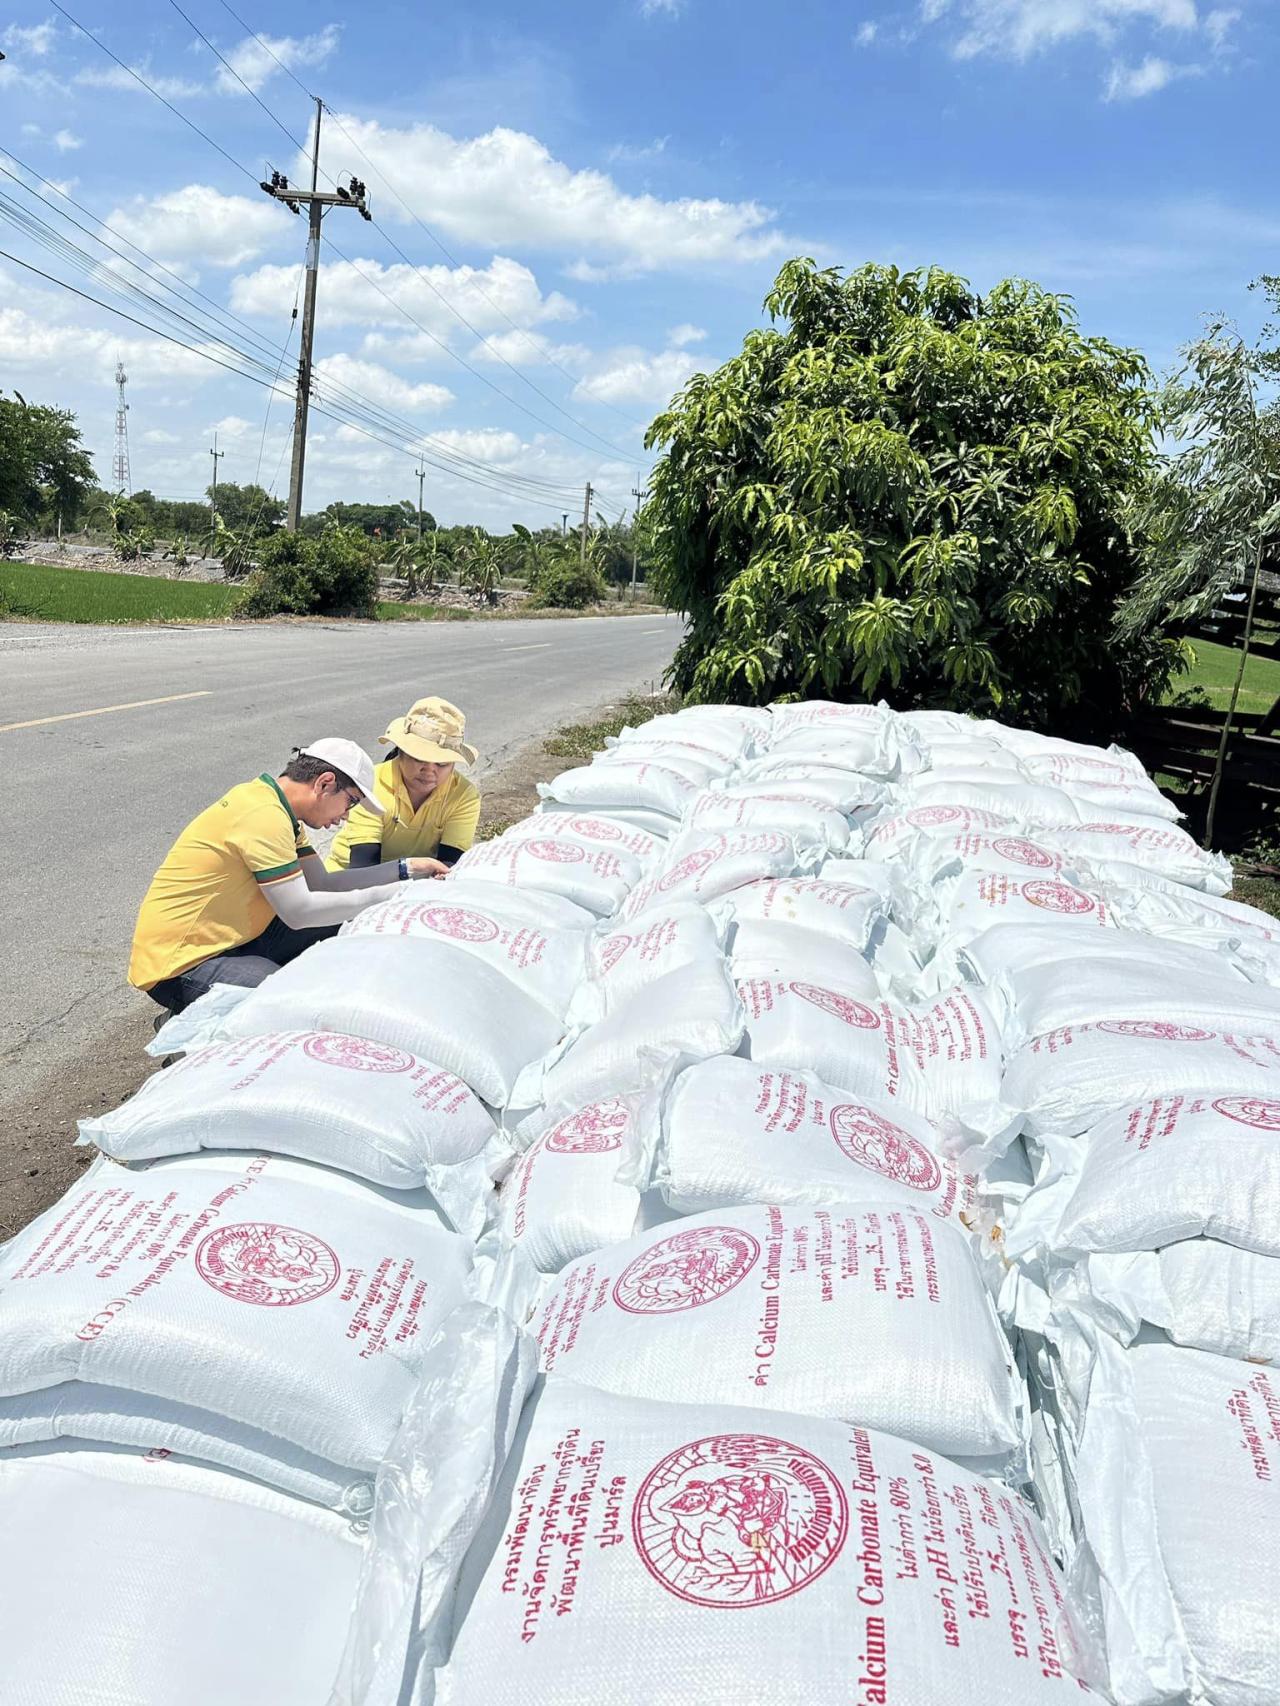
[336,786,362,810]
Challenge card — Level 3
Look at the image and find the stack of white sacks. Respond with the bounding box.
[3,698,1278,1704]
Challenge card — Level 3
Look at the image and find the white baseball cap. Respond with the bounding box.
[298,738,386,815]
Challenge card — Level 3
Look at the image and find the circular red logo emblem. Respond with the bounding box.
[907,805,963,826]
[194,1222,340,1307]
[1023,880,1096,915]
[1077,823,1134,836]
[991,836,1055,869]
[1097,1020,1215,1041]
[597,932,633,973]
[632,1433,848,1607]
[302,1034,415,1073]
[569,816,622,842]
[417,905,500,943]
[829,1104,942,1191]
[1212,1096,1280,1131]
[523,838,585,864]
[657,846,722,892]
[545,1099,630,1153]
[789,983,880,1030]
[612,1225,761,1314]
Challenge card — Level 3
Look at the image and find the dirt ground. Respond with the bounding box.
[0,719,603,1242]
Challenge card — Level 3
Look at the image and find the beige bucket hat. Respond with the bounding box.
[380,696,479,766]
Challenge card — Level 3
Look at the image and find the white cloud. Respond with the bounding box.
[641,0,684,14]
[311,113,793,272]
[105,185,289,273]
[922,0,1199,60]
[2,19,56,55]
[52,129,82,152]
[1104,53,1199,97]
[143,428,182,445]
[607,136,670,164]
[668,322,707,347]
[0,302,219,387]
[573,345,704,406]
[855,20,880,44]
[312,354,453,415]
[74,62,204,100]
[214,25,340,95]
[21,122,41,137]
[1205,6,1240,47]
[231,254,579,338]
[470,329,591,369]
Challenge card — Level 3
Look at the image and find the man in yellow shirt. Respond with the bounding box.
[327,696,483,873]
[130,738,442,1014]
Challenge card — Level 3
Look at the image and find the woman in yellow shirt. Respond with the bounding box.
[327,695,482,875]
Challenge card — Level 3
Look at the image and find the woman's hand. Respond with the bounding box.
[404,856,451,880]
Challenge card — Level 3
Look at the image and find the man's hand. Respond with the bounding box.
[405,857,450,880]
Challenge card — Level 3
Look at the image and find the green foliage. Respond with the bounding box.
[1120,326,1280,634]
[459,529,503,605]
[302,498,429,539]
[646,258,1174,733]
[206,481,285,535]
[530,551,608,609]
[129,490,210,539]
[0,393,96,526]
[233,523,378,618]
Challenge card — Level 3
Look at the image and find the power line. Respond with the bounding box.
[0,151,587,503]
[168,0,641,461]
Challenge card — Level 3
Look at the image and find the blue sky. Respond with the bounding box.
[0,0,1274,526]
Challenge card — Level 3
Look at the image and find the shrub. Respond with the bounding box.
[647,257,1180,736]
[532,554,608,609]
[233,524,378,618]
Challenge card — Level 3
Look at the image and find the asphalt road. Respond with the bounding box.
[0,612,681,1230]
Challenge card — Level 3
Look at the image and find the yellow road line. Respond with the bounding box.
[0,690,212,734]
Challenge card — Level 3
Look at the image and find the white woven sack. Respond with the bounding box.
[1039,821,1233,894]
[536,799,679,838]
[958,921,1240,992]
[992,727,1146,771]
[763,726,903,777]
[569,901,725,1025]
[1071,1336,1279,1706]
[900,777,1092,829]
[0,1152,477,1480]
[740,979,1008,1137]
[682,788,853,851]
[335,893,586,1018]
[657,1056,984,1229]
[594,743,729,786]
[450,833,638,917]
[620,828,807,921]
[1012,1091,1280,1260]
[78,1030,497,1217]
[729,928,880,998]
[1002,1020,1280,1138]
[1068,1241,1280,1361]
[922,738,1026,774]
[424,1377,1086,1706]
[150,935,564,1108]
[353,874,599,933]
[993,949,1280,1046]
[716,767,889,815]
[768,697,889,735]
[537,758,699,821]
[863,803,1019,857]
[0,1378,368,1508]
[495,1093,654,1273]
[933,874,1116,969]
[902,830,1077,885]
[535,1204,1022,1463]
[0,1443,364,1706]
[1107,882,1280,986]
[608,725,748,764]
[527,959,744,1111]
[500,810,664,865]
[715,874,897,956]
[614,708,765,759]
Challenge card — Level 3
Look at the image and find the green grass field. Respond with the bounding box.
[1,561,238,624]
[1167,636,1280,716]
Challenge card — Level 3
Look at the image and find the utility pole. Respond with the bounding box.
[414,461,426,541]
[561,512,569,536]
[261,98,371,531]
[579,482,593,567]
[209,432,224,524]
[630,479,645,601]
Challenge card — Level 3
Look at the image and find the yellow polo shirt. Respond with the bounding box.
[326,759,481,871]
[128,774,315,990]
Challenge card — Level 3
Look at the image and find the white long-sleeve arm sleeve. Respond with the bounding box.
[263,866,401,929]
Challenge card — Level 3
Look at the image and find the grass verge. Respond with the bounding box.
[1165,637,1280,716]
[1,560,237,623]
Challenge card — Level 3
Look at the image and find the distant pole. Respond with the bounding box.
[261,97,371,531]
[209,432,224,523]
[415,462,426,541]
[561,512,569,536]
[630,479,645,600]
[579,482,593,567]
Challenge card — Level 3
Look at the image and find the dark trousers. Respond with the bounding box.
[147,916,339,1014]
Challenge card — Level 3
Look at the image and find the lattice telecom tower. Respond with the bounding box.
[112,358,131,493]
